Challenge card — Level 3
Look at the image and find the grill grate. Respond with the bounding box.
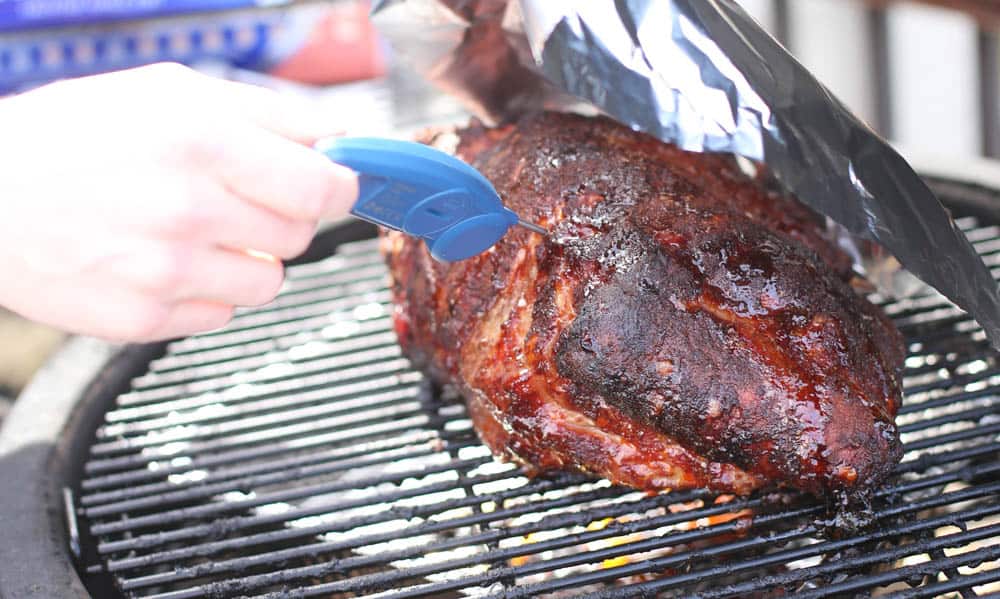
[75,195,1000,598]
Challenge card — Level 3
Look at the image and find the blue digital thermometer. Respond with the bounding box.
[316,137,547,262]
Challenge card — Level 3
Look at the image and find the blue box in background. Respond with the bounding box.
[0,1,281,32]
[0,0,383,95]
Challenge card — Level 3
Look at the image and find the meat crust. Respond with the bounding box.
[382,112,905,498]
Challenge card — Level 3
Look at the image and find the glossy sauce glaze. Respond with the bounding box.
[382,112,904,500]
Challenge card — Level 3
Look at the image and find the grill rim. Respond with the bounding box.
[0,174,997,599]
[0,336,159,599]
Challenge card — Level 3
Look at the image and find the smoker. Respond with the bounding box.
[2,1,1000,598]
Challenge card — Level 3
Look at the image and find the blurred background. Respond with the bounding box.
[1,0,998,413]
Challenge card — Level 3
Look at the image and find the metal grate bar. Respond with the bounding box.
[242,484,1000,599]
[93,380,417,457]
[142,316,393,377]
[898,403,1000,434]
[122,463,999,597]
[106,479,636,574]
[279,238,383,280]
[162,290,392,358]
[97,445,992,564]
[104,368,417,426]
[896,440,1000,476]
[257,262,387,306]
[83,437,481,518]
[902,364,1000,395]
[791,550,1000,599]
[550,499,1000,599]
[174,289,392,343]
[88,412,1000,552]
[233,244,384,292]
[139,482,1000,599]
[86,391,429,472]
[81,414,445,490]
[85,408,435,476]
[902,420,1000,451]
[900,346,994,379]
[92,380,417,455]
[80,435,459,507]
[91,370,414,468]
[157,309,391,362]
[173,507,823,599]
[901,385,996,418]
[678,527,1000,599]
[117,486,722,592]
[99,365,416,438]
[93,380,1000,464]
[888,567,1000,599]
[134,325,396,390]
[115,326,401,409]
[99,472,600,558]
[898,381,999,415]
[113,344,406,414]
[707,530,1000,599]
[88,455,494,535]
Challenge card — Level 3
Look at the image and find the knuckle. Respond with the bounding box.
[164,192,213,234]
[176,133,226,167]
[144,245,190,294]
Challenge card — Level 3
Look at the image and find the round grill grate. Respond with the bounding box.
[73,185,1000,599]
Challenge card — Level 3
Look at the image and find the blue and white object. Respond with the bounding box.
[319,137,546,262]
[0,0,285,31]
[0,2,316,95]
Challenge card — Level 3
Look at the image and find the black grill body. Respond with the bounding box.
[3,179,999,599]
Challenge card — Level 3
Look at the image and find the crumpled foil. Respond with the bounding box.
[370,0,1000,348]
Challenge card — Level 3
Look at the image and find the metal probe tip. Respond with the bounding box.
[517,218,548,236]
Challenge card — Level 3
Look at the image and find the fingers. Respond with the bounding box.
[7,284,231,343]
[207,123,359,223]
[93,248,276,341]
[207,76,346,144]
[143,177,318,260]
[170,182,316,260]
[134,63,360,228]
[116,62,345,144]
[165,247,285,306]
[107,242,287,307]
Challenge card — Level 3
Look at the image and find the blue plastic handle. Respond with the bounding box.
[316,137,520,262]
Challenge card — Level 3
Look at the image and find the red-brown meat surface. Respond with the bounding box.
[381,112,905,499]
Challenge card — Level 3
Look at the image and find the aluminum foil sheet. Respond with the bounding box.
[370,0,1000,348]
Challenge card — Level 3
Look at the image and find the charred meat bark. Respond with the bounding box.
[381,112,905,499]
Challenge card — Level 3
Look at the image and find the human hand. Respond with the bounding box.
[0,62,358,342]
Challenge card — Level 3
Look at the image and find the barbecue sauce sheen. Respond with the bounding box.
[382,112,905,507]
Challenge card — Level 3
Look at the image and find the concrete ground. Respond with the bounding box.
[0,309,65,419]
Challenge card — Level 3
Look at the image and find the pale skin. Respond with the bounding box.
[0,62,360,343]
